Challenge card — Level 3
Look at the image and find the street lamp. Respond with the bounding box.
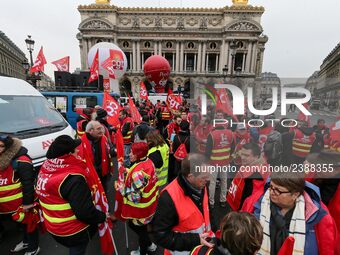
[25,35,35,67]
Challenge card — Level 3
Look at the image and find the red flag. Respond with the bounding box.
[113,129,126,221]
[216,88,238,121]
[102,92,122,128]
[330,117,340,143]
[89,50,99,83]
[297,102,311,127]
[167,93,182,113]
[278,236,295,255]
[82,148,115,255]
[30,47,47,74]
[51,56,70,72]
[110,49,124,71]
[101,56,116,79]
[128,96,142,124]
[140,81,148,100]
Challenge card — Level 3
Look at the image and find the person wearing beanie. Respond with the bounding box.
[116,142,159,255]
[0,134,39,255]
[79,121,114,193]
[36,135,107,255]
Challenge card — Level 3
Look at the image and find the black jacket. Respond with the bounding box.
[151,174,216,252]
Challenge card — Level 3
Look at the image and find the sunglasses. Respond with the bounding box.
[269,184,291,196]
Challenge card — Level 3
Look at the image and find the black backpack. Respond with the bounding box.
[264,130,283,162]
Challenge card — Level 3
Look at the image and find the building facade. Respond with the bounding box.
[0,31,27,80]
[317,42,340,113]
[77,0,268,96]
[259,72,281,103]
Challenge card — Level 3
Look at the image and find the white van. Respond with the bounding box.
[0,76,75,167]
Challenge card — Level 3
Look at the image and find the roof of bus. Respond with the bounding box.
[41,91,107,96]
[0,76,42,96]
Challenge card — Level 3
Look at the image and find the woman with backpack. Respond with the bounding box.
[171,121,193,179]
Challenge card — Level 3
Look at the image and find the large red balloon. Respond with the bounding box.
[143,55,171,93]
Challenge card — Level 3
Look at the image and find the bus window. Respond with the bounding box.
[72,96,97,111]
[45,96,67,113]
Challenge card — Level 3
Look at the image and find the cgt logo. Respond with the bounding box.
[201,84,312,116]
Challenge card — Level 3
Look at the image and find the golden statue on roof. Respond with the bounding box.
[232,0,249,6]
[95,0,110,4]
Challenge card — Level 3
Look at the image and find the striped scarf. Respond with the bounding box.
[258,190,306,255]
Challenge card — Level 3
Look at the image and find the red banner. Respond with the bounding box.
[297,102,311,127]
[102,92,122,128]
[113,128,126,221]
[166,93,182,113]
[216,88,238,121]
[82,148,115,255]
[140,81,148,100]
[89,50,99,83]
[30,47,47,74]
[128,96,142,124]
[51,56,70,72]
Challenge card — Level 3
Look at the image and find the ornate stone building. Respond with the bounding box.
[0,31,27,80]
[316,42,340,113]
[77,0,268,96]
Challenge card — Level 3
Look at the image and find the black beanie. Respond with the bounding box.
[96,108,108,119]
[46,135,81,159]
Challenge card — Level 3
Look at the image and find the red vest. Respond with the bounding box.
[121,158,159,220]
[194,123,213,153]
[161,106,172,120]
[0,155,30,214]
[76,119,87,138]
[209,129,233,165]
[166,122,180,142]
[292,129,315,158]
[258,126,273,151]
[80,135,111,176]
[36,156,90,236]
[227,167,268,211]
[164,179,212,255]
[328,183,340,237]
[121,117,134,144]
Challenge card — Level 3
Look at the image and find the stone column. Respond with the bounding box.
[206,53,209,72]
[216,54,219,73]
[242,53,246,72]
[228,41,233,75]
[225,40,230,73]
[176,41,180,73]
[172,54,175,71]
[251,42,257,74]
[154,41,158,55]
[137,41,141,71]
[194,54,197,72]
[201,41,206,72]
[132,41,137,71]
[197,42,202,73]
[184,53,187,72]
[158,41,162,55]
[180,42,184,72]
[219,40,225,72]
[246,41,252,73]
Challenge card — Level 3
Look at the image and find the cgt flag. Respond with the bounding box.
[51,56,70,72]
[102,92,122,128]
[166,92,182,114]
[128,96,142,124]
[140,81,148,100]
[89,50,99,83]
[30,47,47,74]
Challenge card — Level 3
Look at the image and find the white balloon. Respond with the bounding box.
[88,42,127,80]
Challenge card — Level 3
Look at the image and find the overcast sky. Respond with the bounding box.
[1,0,339,80]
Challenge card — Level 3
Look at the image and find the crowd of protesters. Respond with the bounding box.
[1,95,340,255]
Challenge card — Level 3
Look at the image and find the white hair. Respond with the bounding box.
[85,120,100,133]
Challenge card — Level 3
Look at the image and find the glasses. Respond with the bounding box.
[269,185,291,196]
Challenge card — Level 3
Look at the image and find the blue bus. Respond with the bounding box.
[41,91,124,129]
